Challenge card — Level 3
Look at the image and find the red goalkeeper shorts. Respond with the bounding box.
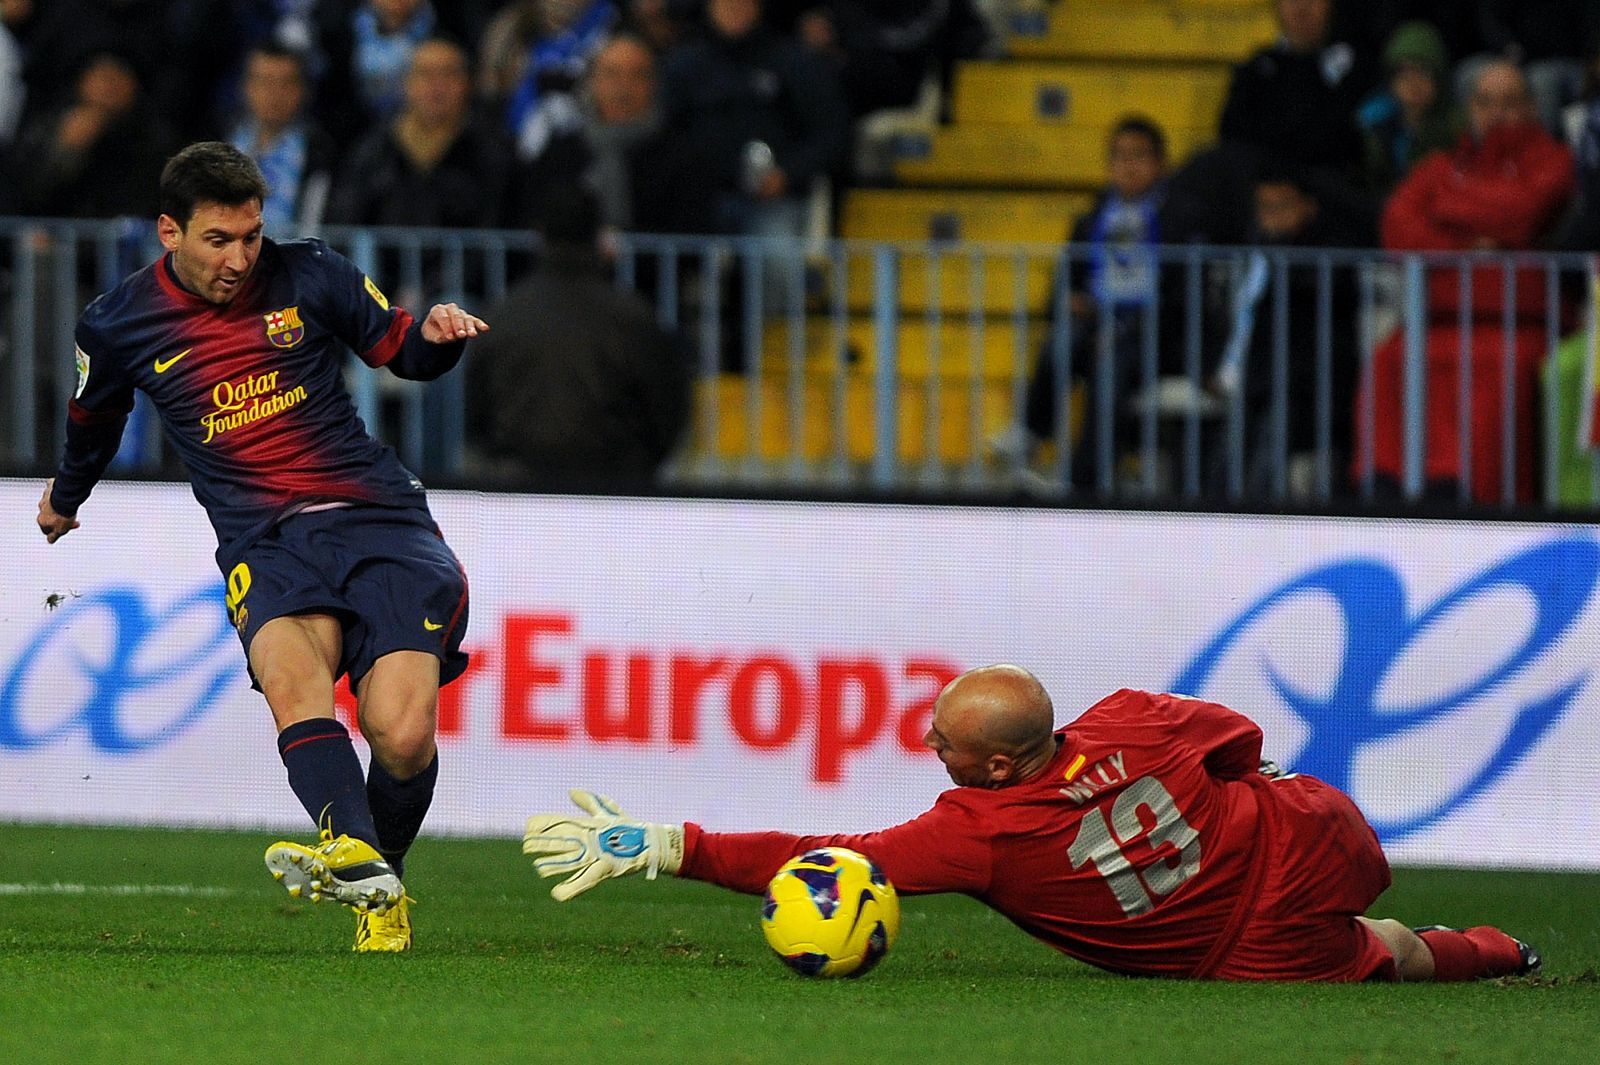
[1212,773,1396,982]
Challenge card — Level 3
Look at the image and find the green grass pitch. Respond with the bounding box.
[1,825,1595,1065]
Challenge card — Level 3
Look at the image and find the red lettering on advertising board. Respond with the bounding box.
[492,610,960,783]
[502,613,572,740]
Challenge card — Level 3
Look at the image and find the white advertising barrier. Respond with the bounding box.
[2,479,1598,870]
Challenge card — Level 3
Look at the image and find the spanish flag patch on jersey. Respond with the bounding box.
[364,275,390,310]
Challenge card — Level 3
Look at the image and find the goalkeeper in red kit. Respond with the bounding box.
[522,665,1541,982]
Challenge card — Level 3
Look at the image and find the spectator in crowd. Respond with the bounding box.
[1559,50,1600,250]
[330,37,514,230]
[478,0,619,159]
[1219,0,1380,237]
[659,0,850,244]
[0,0,105,138]
[5,50,177,218]
[1460,1,1600,138]
[1213,163,1361,498]
[625,0,698,54]
[786,0,991,119]
[467,186,691,484]
[1360,59,1574,503]
[1018,117,1170,493]
[1220,0,1378,173]
[229,44,338,235]
[1360,21,1461,195]
[351,0,438,122]
[511,32,689,237]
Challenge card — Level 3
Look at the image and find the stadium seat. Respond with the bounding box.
[1008,0,1276,63]
[892,124,1211,188]
[951,62,1229,133]
[688,373,1020,465]
[760,314,1047,379]
[837,191,1091,314]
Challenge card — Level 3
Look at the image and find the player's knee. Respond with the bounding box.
[1366,918,1433,981]
[361,706,437,776]
[255,659,334,719]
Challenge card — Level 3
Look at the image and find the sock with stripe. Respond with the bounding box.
[366,752,438,879]
[276,718,381,849]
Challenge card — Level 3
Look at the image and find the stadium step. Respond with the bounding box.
[841,189,1090,244]
[951,61,1230,133]
[820,243,1064,316]
[759,314,1048,379]
[892,123,1211,189]
[687,373,1022,465]
[1008,0,1276,63]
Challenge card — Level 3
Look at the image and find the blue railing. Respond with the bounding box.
[2,216,1596,508]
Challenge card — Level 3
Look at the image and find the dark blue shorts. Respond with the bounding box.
[221,504,469,692]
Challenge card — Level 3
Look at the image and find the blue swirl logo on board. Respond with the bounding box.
[0,583,234,753]
[1173,537,1598,841]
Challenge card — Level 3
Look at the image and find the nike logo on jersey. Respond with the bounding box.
[423,617,443,631]
[154,348,192,373]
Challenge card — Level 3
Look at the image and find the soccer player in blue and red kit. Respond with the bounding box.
[36,142,489,952]
[522,665,1542,982]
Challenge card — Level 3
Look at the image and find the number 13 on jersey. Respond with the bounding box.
[1068,776,1202,917]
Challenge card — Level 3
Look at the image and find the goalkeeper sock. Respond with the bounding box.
[277,718,381,849]
[1418,927,1525,981]
[366,752,438,879]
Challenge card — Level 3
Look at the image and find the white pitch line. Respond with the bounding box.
[0,882,237,898]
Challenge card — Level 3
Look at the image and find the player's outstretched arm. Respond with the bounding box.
[419,302,488,343]
[522,790,684,901]
[37,479,81,543]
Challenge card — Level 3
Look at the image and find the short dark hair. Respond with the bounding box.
[1109,115,1167,161]
[1254,155,1314,194]
[245,41,308,79]
[159,142,269,226]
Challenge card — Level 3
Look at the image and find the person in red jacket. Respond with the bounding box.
[1360,59,1574,504]
[522,664,1541,983]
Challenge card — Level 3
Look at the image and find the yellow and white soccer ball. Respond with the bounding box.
[760,847,899,977]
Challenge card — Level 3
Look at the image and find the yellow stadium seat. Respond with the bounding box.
[686,373,1022,465]
[952,61,1229,132]
[839,191,1072,313]
[1009,0,1276,63]
[760,314,1048,379]
[893,124,1210,188]
[841,189,1091,243]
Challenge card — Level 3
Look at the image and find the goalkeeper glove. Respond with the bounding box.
[522,789,685,902]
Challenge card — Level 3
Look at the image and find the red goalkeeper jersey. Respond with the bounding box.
[683,688,1284,979]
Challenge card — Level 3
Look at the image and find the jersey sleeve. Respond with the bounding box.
[680,795,993,897]
[51,323,135,516]
[1150,691,1264,779]
[308,240,466,380]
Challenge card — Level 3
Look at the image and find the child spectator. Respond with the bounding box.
[1019,116,1169,492]
[1361,21,1461,195]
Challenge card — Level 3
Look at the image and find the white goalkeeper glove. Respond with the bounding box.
[522,789,685,902]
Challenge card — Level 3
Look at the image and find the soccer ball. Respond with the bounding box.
[760,847,899,978]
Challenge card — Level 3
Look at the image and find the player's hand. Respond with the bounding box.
[37,480,80,544]
[1258,759,1287,779]
[420,302,488,343]
[522,789,684,902]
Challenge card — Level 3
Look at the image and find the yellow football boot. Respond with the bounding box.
[354,894,413,952]
[264,831,403,913]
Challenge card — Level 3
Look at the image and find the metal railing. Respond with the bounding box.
[3,216,1596,509]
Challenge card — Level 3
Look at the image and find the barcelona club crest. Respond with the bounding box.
[263,306,305,349]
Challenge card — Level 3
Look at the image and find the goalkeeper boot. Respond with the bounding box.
[264,831,404,913]
[354,893,413,953]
